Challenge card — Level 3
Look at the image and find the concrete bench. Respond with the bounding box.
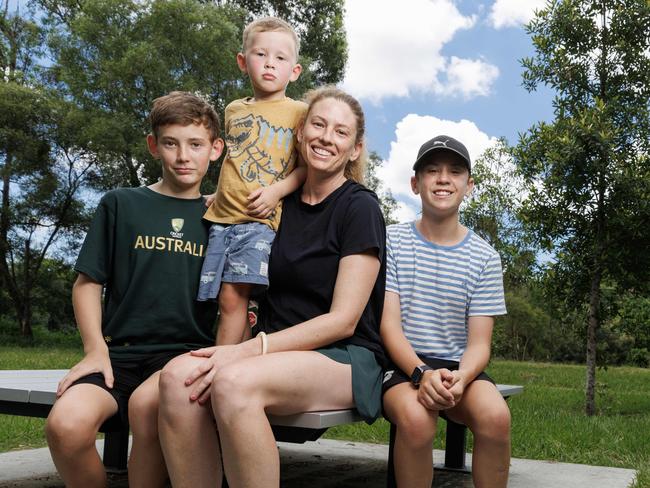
[0,369,522,480]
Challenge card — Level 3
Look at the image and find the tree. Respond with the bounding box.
[364,151,399,225]
[1,6,93,338]
[36,0,348,190]
[1,0,348,337]
[225,0,348,86]
[515,0,650,414]
[461,139,536,289]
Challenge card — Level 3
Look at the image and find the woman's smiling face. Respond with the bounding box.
[298,97,362,178]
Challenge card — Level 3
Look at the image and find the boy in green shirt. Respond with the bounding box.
[45,91,224,488]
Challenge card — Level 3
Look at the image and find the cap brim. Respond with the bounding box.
[412,147,471,172]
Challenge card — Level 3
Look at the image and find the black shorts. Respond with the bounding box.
[71,350,184,428]
[382,356,494,393]
[381,356,494,422]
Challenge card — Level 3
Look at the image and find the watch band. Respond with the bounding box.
[411,364,433,387]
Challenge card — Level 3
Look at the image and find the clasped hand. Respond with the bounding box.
[417,368,465,411]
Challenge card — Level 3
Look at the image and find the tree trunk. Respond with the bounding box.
[18,240,34,339]
[585,264,602,416]
[19,300,33,339]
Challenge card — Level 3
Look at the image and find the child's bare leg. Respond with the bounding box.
[447,381,511,488]
[46,384,117,488]
[217,282,253,344]
[158,353,223,488]
[383,383,438,488]
[128,371,167,488]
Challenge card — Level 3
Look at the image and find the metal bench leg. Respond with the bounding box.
[442,419,468,471]
[102,429,129,472]
[387,422,397,488]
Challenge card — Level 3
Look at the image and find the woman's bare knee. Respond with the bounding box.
[159,355,194,400]
[211,364,260,419]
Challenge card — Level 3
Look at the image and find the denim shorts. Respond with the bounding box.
[197,222,276,301]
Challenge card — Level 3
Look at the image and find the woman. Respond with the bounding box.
[158,87,386,487]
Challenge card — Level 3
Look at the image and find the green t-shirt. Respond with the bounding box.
[75,187,217,359]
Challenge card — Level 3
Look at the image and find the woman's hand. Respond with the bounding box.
[186,341,259,404]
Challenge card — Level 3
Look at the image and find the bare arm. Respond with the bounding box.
[380,291,421,375]
[57,273,113,395]
[186,251,380,402]
[265,250,379,351]
[380,290,455,409]
[446,315,494,402]
[457,315,493,382]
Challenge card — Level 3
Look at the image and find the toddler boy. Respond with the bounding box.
[199,16,307,344]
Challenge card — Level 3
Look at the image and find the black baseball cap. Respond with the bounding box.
[412,135,471,173]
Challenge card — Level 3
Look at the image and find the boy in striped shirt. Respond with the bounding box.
[381,135,511,487]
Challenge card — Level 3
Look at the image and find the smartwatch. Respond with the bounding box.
[410,364,433,388]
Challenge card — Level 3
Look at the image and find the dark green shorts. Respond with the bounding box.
[316,344,382,423]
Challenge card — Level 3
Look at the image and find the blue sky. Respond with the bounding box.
[341,0,555,220]
[7,0,555,221]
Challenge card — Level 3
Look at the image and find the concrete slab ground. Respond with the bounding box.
[0,438,637,488]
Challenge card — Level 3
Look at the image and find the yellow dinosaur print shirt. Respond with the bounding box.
[203,97,307,231]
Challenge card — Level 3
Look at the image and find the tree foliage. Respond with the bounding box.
[461,139,536,289]
[1,7,94,338]
[1,0,348,337]
[35,0,347,190]
[364,151,399,225]
[515,0,650,414]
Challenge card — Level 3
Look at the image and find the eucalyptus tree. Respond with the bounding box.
[462,139,536,289]
[1,6,92,337]
[36,0,347,190]
[365,151,399,225]
[515,0,650,414]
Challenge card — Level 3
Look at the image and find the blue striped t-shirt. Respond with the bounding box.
[386,222,507,361]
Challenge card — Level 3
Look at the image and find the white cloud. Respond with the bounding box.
[377,114,498,221]
[342,0,498,102]
[489,0,546,29]
[437,56,500,99]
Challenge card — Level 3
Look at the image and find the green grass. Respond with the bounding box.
[0,350,648,486]
[324,360,650,487]
[0,346,83,453]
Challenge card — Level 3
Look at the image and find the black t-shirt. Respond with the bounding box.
[264,180,387,366]
[75,187,217,359]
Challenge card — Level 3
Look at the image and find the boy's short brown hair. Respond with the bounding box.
[242,16,300,59]
[149,91,220,141]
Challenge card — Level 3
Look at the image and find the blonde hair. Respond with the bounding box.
[149,91,220,141]
[242,16,300,60]
[302,86,367,184]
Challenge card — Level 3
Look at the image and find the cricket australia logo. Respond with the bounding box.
[170,218,184,238]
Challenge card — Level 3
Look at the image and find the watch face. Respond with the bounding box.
[411,366,424,386]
